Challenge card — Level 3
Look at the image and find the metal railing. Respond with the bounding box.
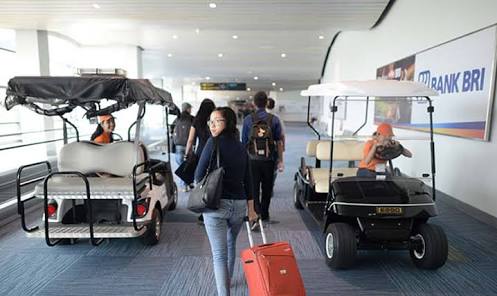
[0,134,89,152]
[0,128,64,138]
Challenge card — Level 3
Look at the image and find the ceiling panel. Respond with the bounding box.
[0,0,389,89]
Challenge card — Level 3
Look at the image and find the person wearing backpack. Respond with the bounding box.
[242,91,284,226]
[172,102,194,191]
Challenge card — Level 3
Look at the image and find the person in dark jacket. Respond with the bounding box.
[242,92,283,225]
[195,107,257,296]
[172,102,194,191]
[185,98,216,158]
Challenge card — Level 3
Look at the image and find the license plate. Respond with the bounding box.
[375,207,403,215]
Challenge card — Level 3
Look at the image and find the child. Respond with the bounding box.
[357,123,412,177]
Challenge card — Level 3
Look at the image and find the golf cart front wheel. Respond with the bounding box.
[293,183,304,210]
[409,223,448,269]
[324,223,357,269]
[142,207,162,246]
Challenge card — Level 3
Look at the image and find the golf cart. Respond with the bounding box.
[4,75,179,246]
[297,80,448,269]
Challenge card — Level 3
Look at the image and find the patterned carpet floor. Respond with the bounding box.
[0,124,496,295]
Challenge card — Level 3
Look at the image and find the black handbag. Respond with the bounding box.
[174,154,197,185]
[187,139,224,213]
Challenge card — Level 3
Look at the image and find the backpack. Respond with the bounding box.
[173,113,193,146]
[247,113,276,161]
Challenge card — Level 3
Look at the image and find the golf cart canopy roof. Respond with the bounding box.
[301,80,438,98]
[3,76,179,117]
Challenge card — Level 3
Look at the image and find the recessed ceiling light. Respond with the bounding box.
[167,53,173,57]
[247,87,251,91]
[272,82,276,86]
[218,53,223,58]
[209,3,217,8]
[279,88,284,91]
[205,76,211,80]
[195,28,200,34]
[92,3,100,9]
[172,35,178,39]
[232,35,238,39]
[281,53,287,58]
[318,35,325,40]
[253,76,258,80]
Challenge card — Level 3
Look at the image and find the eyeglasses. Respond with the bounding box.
[207,118,226,126]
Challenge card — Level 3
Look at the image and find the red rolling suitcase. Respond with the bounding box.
[241,218,306,296]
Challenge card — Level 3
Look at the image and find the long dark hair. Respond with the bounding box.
[195,98,216,128]
[90,124,114,143]
[90,124,104,141]
[215,107,238,138]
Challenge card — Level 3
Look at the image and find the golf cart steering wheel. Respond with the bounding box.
[375,143,404,160]
[112,132,123,141]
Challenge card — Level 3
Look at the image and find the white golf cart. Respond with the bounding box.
[4,76,179,246]
[296,80,448,269]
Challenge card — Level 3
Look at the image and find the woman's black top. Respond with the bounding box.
[192,117,210,156]
[194,135,253,200]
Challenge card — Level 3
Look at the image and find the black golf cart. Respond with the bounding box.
[4,74,179,246]
[297,80,448,269]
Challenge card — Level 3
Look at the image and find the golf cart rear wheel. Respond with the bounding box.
[324,223,357,269]
[142,207,162,246]
[409,223,448,269]
[293,183,304,210]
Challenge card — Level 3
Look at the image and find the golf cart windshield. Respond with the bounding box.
[3,76,179,117]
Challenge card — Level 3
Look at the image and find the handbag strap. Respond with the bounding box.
[206,137,221,174]
[216,138,220,168]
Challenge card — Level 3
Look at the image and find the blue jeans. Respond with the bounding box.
[175,145,186,186]
[203,199,247,296]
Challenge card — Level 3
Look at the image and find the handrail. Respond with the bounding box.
[43,171,104,246]
[16,161,52,232]
[131,160,152,232]
[59,116,80,142]
[128,104,146,141]
[0,134,90,152]
[306,96,321,140]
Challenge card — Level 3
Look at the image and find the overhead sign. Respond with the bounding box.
[200,82,246,91]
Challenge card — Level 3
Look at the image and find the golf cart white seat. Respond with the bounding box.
[306,140,327,157]
[35,141,147,199]
[311,140,364,193]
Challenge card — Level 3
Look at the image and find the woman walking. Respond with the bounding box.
[194,107,257,296]
[185,98,216,158]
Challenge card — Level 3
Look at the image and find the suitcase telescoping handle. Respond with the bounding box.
[244,216,267,248]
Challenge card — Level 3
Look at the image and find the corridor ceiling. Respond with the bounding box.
[0,0,389,91]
